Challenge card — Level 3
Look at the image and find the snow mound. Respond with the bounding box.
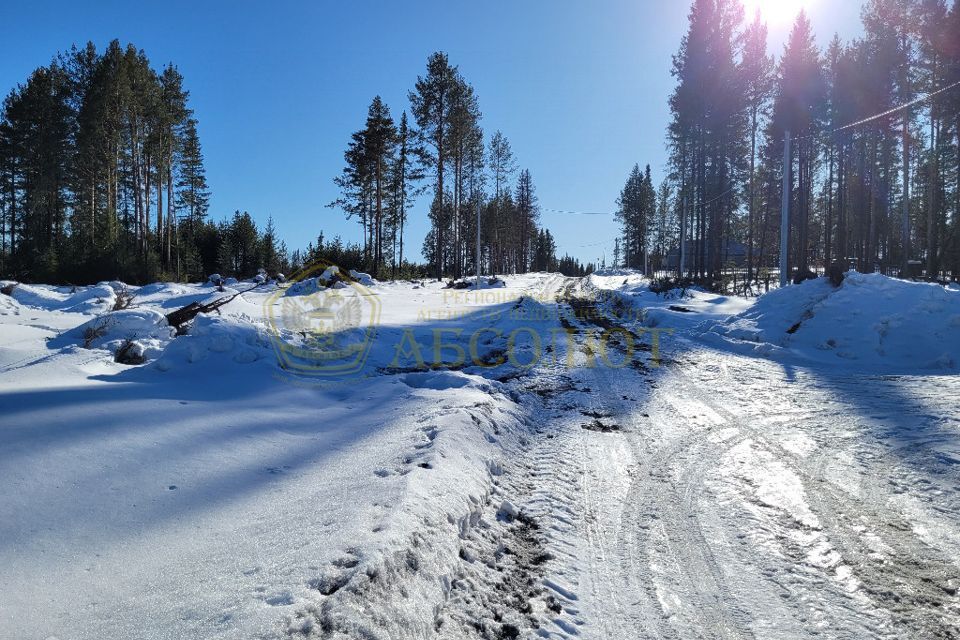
[154,315,272,371]
[447,277,507,290]
[284,277,323,297]
[402,371,472,390]
[348,270,376,286]
[706,272,960,371]
[585,268,650,295]
[135,282,188,298]
[283,266,361,296]
[57,308,174,360]
[0,287,21,315]
[11,283,119,314]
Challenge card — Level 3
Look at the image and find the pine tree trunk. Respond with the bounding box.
[927,114,938,278]
[826,140,834,266]
[166,161,173,269]
[747,108,757,283]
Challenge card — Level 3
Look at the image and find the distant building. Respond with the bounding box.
[665,239,749,270]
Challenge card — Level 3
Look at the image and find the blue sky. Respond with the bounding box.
[0,1,863,266]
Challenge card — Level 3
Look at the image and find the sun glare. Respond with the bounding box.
[742,0,816,25]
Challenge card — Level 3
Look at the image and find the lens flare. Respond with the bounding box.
[742,0,817,25]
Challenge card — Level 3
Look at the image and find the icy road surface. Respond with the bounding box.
[0,273,958,639]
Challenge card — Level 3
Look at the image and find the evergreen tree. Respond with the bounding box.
[176,116,209,277]
[362,96,398,276]
[388,111,425,276]
[741,10,775,281]
[409,52,459,280]
[616,164,656,270]
[514,169,539,272]
[772,11,825,277]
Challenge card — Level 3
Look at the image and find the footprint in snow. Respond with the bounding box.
[309,572,350,596]
[264,592,294,606]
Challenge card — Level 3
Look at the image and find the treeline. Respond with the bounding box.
[619,0,960,285]
[0,40,217,283]
[613,164,681,272]
[331,52,588,280]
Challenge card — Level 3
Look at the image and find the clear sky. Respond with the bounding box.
[0,0,863,266]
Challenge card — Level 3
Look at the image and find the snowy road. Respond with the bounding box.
[475,285,960,639]
[1,274,959,639]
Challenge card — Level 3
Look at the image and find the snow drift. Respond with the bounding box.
[10,282,121,314]
[53,308,175,360]
[153,314,271,370]
[705,272,960,371]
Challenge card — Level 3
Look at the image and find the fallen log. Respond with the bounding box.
[1,282,17,296]
[165,282,264,331]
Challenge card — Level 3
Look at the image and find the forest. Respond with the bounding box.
[0,44,590,284]
[614,0,960,288]
[329,52,592,281]
[0,41,220,283]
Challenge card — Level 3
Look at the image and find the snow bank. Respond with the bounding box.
[153,314,271,371]
[284,277,322,296]
[402,370,472,390]
[56,308,175,360]
[706,273,960,371]
[348,269,376,286]
[0,288,21,315]
[581,268,751,331]
[283,266,363,296]
[586,269,650,292]
[11,283,119,314]
[136,282,187,297]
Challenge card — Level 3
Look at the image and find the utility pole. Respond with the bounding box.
[780,130,791,288]
[679,193,687,279]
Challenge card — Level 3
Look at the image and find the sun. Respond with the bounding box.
[742,0,817,25]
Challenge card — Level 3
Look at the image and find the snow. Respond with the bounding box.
[348,270,376,286]
[0,275,547,640]
[53,307,174,357]
[705,272,960,371]
[579,270,753,332]
[1,270,959,639]
[10,282,119,314]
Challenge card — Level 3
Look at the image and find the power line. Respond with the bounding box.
[835,78,960,133]
[794,78,960,142]
[544,184,737,218]
[542,207,613,216]
[545,80,960,218]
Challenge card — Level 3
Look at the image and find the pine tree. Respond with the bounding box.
[158,65,190,270]
[772,11,825,278]
[741,10,775,282]
[362,96,398,277]
[514,169,539,272]
[486,131,516,274]
[176,117,209,263]
[388,111,425,276]
[409,52,459,280]
[669,0,747,282]
[615,164,656,271]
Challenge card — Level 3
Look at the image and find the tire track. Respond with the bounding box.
[671,353,960,638]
